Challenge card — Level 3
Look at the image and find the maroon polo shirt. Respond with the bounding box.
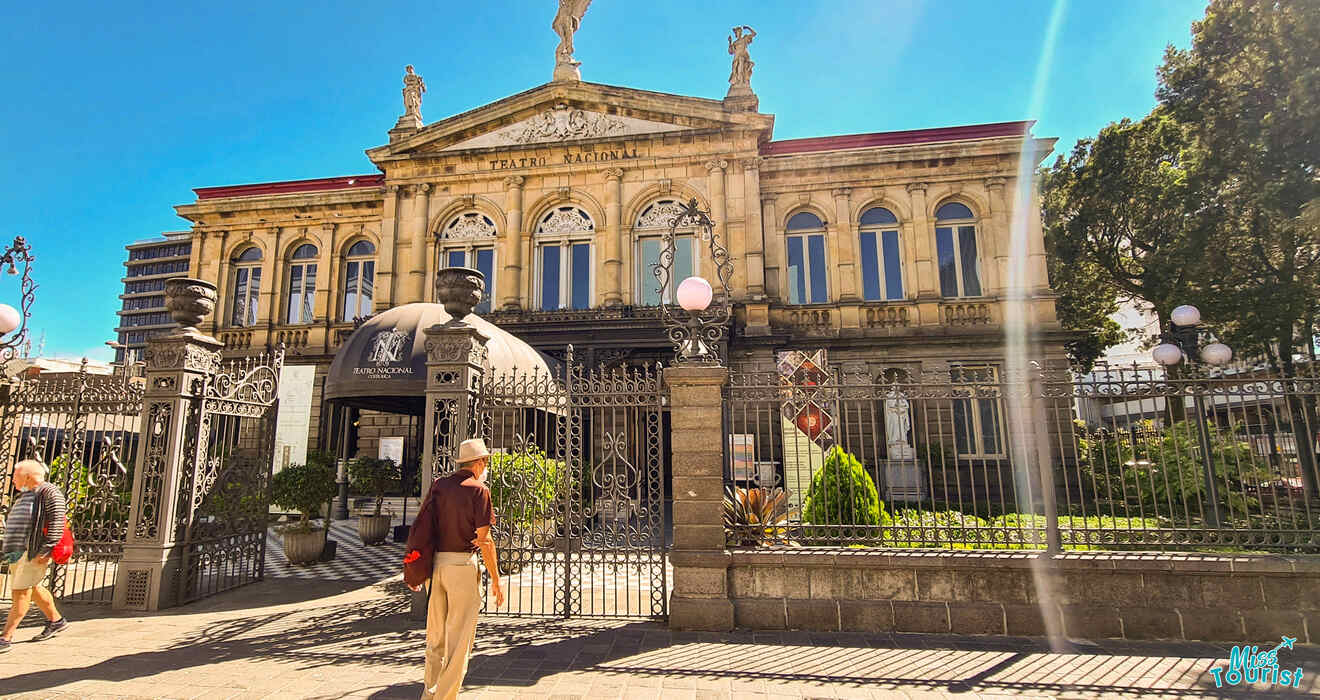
[426,468,496,553]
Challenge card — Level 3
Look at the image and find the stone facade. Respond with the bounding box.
[173,78,1066,456]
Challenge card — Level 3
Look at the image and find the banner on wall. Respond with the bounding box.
[775,349,834,506]
[274,364,317,472]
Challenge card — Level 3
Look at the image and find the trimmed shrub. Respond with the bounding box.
[801,446,889,540]
[270,459,337,531]
[486,449,564,529]
[348,456,402,516]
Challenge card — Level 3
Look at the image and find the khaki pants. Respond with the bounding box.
[422,552,481,700]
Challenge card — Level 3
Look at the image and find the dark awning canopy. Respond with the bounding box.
[323,302,555,414]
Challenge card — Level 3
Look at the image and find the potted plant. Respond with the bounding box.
[270,459,337,564]
[348,456,402,545]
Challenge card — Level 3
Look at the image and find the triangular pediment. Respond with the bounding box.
[368,81,774,161]
[442,107,685,151]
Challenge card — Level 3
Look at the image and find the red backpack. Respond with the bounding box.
[37,484,75,565]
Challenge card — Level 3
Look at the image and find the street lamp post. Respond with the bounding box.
[1152,304,1233,528]
[0,237,35,376]
[652,199,734,364]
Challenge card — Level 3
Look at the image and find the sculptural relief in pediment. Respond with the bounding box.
[442,103,685,151]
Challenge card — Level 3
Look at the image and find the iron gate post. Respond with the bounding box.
[665,364,733,631]
[114,282,223,611]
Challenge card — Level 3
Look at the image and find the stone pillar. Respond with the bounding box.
[743,158,765,299]
[907,183,935,298]
[410,183,432,303]
[317,223,336,324]
[500,176,525,310]
[602,168,625,307]
[832,187,858,301]
[982,177,1007,296]
[760,197,780,300]
[115,280,223,611]
[377,184,401,311]
[665,364,733,631]
[261,226,282,331]
[706,160,728,286]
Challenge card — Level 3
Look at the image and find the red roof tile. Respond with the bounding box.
[194,174,384,200]
[759,121,1035,156]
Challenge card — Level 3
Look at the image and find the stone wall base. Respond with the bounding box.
[725,550,1320,643]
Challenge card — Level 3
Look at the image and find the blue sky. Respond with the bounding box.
[0,0,1207,361]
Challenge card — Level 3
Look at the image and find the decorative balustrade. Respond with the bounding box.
[275,328,309,348]
[940,301,993,326]
[865,305,911,328]
[785,308,832,330]
[218,330,252,349]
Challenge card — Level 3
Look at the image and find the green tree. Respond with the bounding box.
[801,446,888,541]
[1157,0,1320,492]
[347,456,401,516]
[270,460,337,530]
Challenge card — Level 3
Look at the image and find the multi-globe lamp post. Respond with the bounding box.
[653,199,734,365]
[0,237,35,374]
[1151,304,1233,527]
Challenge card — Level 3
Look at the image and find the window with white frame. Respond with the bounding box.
[633,199,697,306]
[785,211,828,304]
[934,202,982,297]
[950,364,1005,458]
[230,246,262,327]
[439,213,497,314]
[535,206,594,311]
[342,240,376,321]
[858,207,904,301]
[285,243,318,324]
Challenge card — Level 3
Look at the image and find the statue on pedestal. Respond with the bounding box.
[402,65,426,121]
[884,389,915,460]
[552,0,592,81]
[727,26,757,96]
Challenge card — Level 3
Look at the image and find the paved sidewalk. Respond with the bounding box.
[0,575,1315,699]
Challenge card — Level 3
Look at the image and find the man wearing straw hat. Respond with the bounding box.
[404,438,504,700]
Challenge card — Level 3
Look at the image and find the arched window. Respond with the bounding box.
[785,211,827,305]
[438,213,497,314]
[535,206,594,311]
[230,246,262,327]
[285,243,318,324]
[634,199,696,306]
[935,202,981,297]
[858,207,904,301]
[342,240,376,321]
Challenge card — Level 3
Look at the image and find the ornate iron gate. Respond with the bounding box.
[175,351,283,604]
[477,348,669,618]
[0,365,143,604]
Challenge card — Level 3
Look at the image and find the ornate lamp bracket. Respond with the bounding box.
[0,236,36,373]
[651,199,734,365]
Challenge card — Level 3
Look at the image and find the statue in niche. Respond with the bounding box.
[552,0,592,79]
[884,388,915,460]
[402,65,426,120]
[727,26,757,93]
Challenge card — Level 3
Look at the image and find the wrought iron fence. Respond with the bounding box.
[475,349,669,619]
[722,361,1320,553]
[0,366,143,604]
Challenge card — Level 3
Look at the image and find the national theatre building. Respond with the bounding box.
[170,22,1066,465]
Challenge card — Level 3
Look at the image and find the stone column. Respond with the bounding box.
[760,197,780,300]
[602,168,625,307]
[832,187,858,301]
[907,183,935,299]
[500,176,525,310]
[415,268,491,617]
[982,177,1007,296]
[316,223,336,324]
[410,183,432,303]
[115,279,223,611]
[261,226,282,332]
[743,158,765,299]
[377,184,401,312]
[665,364,734,631]
[706,160,728,288]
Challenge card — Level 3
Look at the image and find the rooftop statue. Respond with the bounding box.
[552,0,592,81]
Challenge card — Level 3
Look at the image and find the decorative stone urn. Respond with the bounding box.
[357,513,391,545]
[435,267,485,322]
[281,526,325,565]
[164,277,218,332]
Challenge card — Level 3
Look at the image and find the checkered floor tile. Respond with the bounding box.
[264,520,406,582]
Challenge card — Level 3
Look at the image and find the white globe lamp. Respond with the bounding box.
[676,276,713,312]
[1152,343,1184,366]
[0,303,19,336]
[1201,342,1232,366]
[1171,305,1201,327]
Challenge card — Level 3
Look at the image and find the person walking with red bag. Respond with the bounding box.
[403,438,504,700]
[2,459,69,653]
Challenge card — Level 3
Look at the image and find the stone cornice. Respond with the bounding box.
[174,188,384,221]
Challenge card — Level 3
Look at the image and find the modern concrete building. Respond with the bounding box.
[114,232,192,364]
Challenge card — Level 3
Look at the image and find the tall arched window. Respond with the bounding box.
[230,246,262,327]
[536,206,594,311]
[285,243,318,324]
[438,213,497,314]
[342,240,376,321]
[859,207,904,301]
[634,199,696,306]
[934,202,981,297]
[785,211,828,305]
